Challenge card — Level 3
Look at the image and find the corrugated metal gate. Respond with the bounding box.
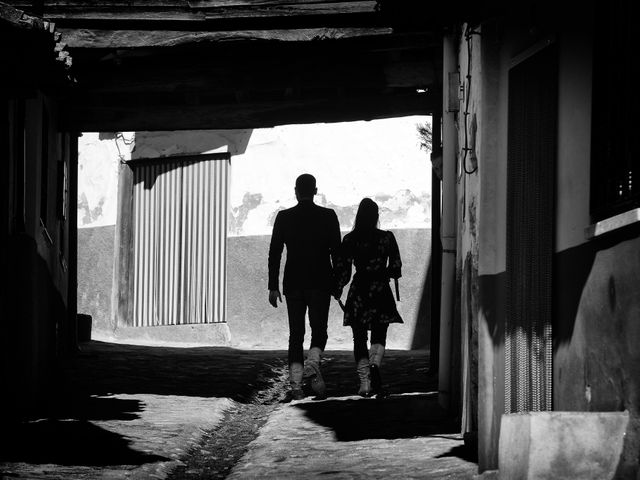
[505,42,557,413]
[130,153,229,326]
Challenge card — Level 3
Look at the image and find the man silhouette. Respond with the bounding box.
[268,174,341,400]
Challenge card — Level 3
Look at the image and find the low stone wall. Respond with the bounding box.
[227,228,432,350]
[78,226,432,351]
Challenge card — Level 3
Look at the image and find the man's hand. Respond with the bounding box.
[269,289,282,308]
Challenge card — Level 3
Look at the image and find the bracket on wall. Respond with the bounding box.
[446,72,460,113]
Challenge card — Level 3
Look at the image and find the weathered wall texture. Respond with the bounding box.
[77,118,433,350]
[555,233,640,479]
[77,133,126,228]
[465,7,639,477]
[551,15,639,478]
[77,225,116,334]
[453,26,482,439]
[226,120,431,237]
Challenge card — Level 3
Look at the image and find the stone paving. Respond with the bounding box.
[228,392,477,480]
[0,341,478,479]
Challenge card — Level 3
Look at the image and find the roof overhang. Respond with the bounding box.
[4,0,500,130]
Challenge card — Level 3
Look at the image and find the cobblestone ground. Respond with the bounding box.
[0,341,478,479]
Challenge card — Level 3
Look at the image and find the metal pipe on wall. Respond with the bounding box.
[438,33,458,411]
[429,112,442,374]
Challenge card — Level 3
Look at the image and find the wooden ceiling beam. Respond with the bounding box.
[63,90,436,131]
[71,51,437,91]
[58,26,393,48]
[36,1,377,19]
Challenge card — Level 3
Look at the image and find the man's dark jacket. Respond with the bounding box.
[268,200,341,295]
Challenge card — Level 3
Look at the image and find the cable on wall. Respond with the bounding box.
[462,25,480,175]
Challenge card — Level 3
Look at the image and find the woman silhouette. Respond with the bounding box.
[335,198,403,397]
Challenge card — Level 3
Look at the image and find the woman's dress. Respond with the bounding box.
[336,229,403,328]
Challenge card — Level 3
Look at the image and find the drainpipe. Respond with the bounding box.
[438,33,458,411]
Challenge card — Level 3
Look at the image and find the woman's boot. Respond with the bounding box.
[303,346,326,398]
[289,362,305,401]
[356,358,372,397]
[369,344,385,397]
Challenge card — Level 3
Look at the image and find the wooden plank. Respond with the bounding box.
[58,26,393,48]
[10,0,368,7]
[189,0,371,7]
[45,10,207,21]
[9,0,188,7]
[74,60,433,94]
[200,2,376,18]
[384,61,436,88]
[72,53,385,91]
[36,1,374,15]
[63,90,436,131]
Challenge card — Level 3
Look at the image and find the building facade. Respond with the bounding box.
[443,2,639,477]
[1,2,77,417]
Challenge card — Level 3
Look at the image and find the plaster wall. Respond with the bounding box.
[455,23,509,471]
[551,15,639,478]
[467,21,577,471]
[453,26,482,441]
[555,27,592,252]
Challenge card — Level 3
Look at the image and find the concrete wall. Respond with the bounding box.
[77,225,116,335]
[228,229,432,350]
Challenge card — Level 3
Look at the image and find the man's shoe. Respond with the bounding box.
[303,361,327,398]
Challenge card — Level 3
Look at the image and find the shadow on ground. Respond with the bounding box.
[319,349,434,398]
[2,419,168,466]
[66,341,288,401]
[295,393,455,441]
[2,340,288,468]
[436,443,478,463]
[294,391,477,463]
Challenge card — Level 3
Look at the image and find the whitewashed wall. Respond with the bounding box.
[228,117,431,236]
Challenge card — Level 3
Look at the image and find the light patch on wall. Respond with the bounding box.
[229,116,432,236]
[77,132,134,228]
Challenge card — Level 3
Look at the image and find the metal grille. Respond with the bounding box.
[505,44,557,413]
[131,153,229,326]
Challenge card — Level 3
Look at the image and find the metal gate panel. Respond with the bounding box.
[131,153,229,326]
[505,43,557,413]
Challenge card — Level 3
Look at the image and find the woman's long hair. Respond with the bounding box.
[352,198,379,237]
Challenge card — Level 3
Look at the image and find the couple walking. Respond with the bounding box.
[268,173,403,401]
